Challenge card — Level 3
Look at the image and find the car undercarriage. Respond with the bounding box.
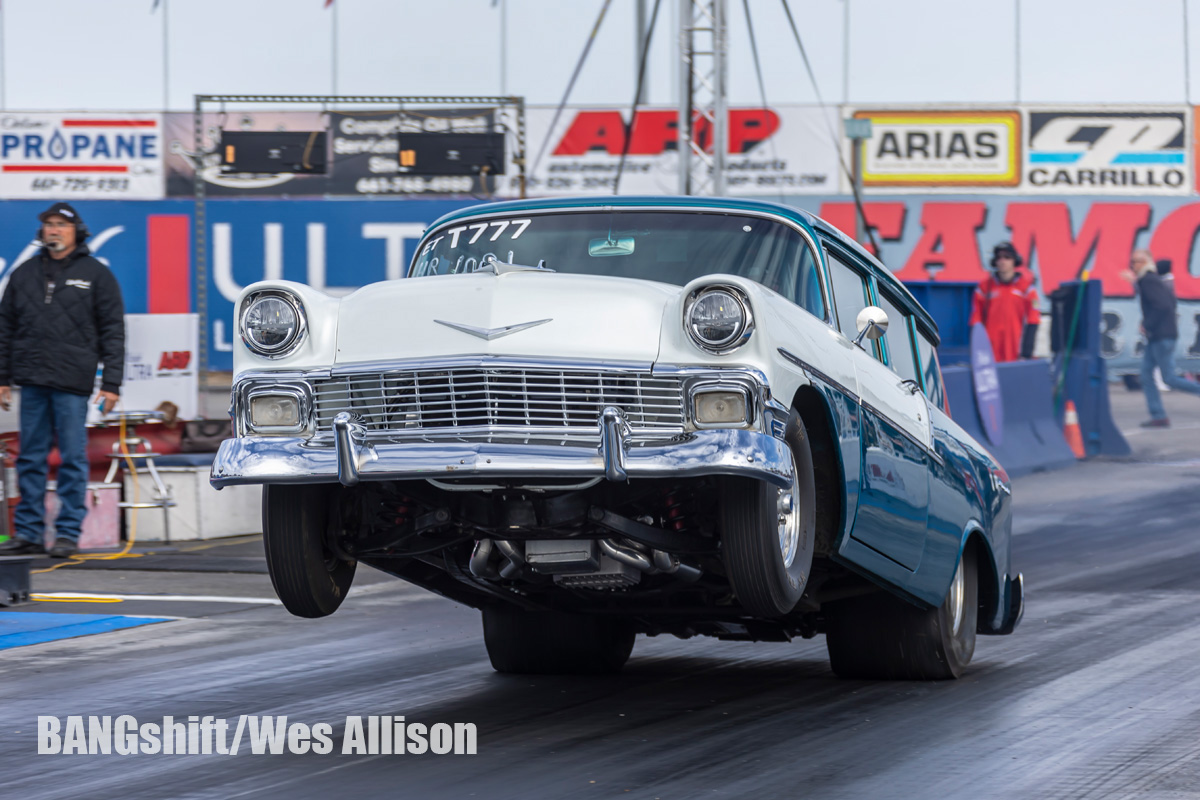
[306,475,873,643]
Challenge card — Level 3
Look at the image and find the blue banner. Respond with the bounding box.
[0,198,481,371]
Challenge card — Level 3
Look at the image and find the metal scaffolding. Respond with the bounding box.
[677,0,728,195]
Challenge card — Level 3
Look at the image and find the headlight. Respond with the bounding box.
[686,287,752,353]
[241,384,311,435]
[250,394,300,428]
[693,388,750,426]
[240,291,306,358]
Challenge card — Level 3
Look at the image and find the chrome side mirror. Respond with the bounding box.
[854,306,889,345]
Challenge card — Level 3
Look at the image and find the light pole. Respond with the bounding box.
[844,117,873,245]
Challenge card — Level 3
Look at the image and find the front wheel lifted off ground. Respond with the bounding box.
[720,413,817,618]
[825,546,979,680]
[482,605,635,674]
[263,484,356,618]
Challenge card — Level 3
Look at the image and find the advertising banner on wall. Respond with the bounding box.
[164,109,516,198]
[327,108,510,197]
[524,105,840,196]
[119,313,200,420]
[165,111,328,197]
[803,195,1200,373]
[0,112,164,199]
[849,110,1021,188]
[3,194,1200,375]
[1024,108,1190,194]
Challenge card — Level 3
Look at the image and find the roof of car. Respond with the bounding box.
[426,196,939,342]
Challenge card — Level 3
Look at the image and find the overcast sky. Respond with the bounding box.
[0,0,1194,110]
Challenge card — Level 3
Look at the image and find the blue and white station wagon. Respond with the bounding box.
[213,196,1024,680]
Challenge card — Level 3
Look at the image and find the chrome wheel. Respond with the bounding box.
[720,413,815,619]
[948,558,965,636]
[777,471,799,568]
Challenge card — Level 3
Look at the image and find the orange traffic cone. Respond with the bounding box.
[1063,400,1086,459]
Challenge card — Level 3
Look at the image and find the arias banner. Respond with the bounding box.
[522,105,840,196]
[849,109,1021,188]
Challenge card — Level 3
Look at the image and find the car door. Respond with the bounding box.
[824,245,930,571]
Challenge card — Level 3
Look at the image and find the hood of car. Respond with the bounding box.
[333,271,679,364]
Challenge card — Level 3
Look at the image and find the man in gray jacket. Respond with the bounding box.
[1126,249,1200,428]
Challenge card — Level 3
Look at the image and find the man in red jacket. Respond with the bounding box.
[969,241,1041,362]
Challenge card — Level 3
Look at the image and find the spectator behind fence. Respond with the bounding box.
[0,203,126,558]
[1122,249,1200,428]
[969,241,1040,362]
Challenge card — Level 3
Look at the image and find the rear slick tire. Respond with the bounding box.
[826,546,979,680]
[482,606,635,675]
[262,484,356,618]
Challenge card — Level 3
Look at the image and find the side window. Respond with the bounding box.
[825,248,882,361]
[793,243,828,321]
[747,235,827,322]
[915,332,946,410]
[878,292,919,384]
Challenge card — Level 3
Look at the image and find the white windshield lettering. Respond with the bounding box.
[467,223,489,244]
[487,220,510,241]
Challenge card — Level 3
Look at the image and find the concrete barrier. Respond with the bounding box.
[1054,355,1131,458]
[1049,280,1131,459]
[944,359,1078,477]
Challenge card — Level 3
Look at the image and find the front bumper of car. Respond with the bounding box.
[210,424,795,489]
[213,359,794,490]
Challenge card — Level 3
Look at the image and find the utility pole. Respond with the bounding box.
[636,0,648,104]
[677,0,727,195]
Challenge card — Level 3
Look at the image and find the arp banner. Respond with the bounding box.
[526,105,839,196]
[0,112,164,199]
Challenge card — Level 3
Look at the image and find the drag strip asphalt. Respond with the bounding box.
[1,390,1198,799]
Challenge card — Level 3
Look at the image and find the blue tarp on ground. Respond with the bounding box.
[0,611,171,649]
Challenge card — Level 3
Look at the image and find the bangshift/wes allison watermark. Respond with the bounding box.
[36,715,477,755]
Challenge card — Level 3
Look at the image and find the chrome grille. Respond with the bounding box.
[311,367,686,438]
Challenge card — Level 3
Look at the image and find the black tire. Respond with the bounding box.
[482,606,635,675]
[262,484,356,618]
[720,413,816,618]
[826,546,979,680]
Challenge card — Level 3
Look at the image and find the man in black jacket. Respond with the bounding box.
[1126,249,1200,428]
[0,203,124,557]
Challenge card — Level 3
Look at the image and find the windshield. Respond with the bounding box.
[409,210,827,319]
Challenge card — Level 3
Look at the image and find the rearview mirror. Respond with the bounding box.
[854,306,889,345]
[588,236,635,257]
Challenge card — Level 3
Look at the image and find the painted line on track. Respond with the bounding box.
[31,592,284,605]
